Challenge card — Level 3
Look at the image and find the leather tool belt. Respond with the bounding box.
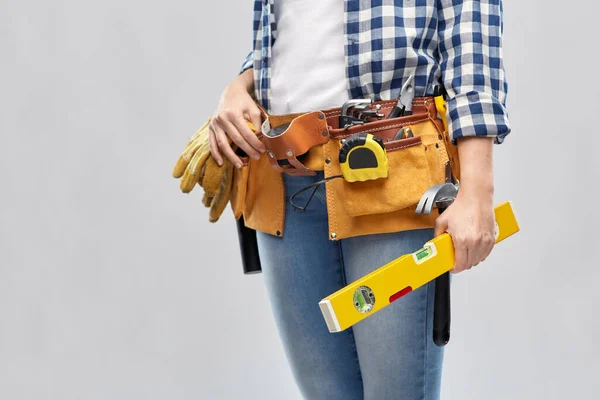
[230,95,461,241]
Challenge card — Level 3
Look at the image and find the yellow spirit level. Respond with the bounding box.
[319,201,520,333]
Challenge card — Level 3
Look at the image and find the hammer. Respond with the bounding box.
[415,182,459,347]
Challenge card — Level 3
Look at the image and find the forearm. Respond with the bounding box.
[456,137,494,200]
[231,68,255,96]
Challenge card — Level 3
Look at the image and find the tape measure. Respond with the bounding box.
[338,133,388,182]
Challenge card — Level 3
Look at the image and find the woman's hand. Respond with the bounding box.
[208,69,265,168]
[433,137,496,273]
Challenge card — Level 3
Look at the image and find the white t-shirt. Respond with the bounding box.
[269,0,349,115]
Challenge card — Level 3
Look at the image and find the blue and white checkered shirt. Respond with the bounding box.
[240,0,511,144]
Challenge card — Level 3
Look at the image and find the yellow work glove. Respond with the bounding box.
[172,119,258,223]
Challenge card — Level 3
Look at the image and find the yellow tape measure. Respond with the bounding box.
[339,133,388,182]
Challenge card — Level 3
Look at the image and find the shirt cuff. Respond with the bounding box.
[446,91,512,145]
[240,52,254,75]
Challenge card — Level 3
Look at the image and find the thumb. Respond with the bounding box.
[433,214,448,238]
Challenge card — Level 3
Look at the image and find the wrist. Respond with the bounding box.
[231,69,254,95]
[455,136,494,198]
[459,177,494,200]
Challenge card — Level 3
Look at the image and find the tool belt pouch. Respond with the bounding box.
[338,135,434,217]
[325,99,452,217]
[229,154,250,220]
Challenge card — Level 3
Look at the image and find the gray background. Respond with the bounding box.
[1,1,598,399]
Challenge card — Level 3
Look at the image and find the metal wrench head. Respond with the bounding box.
[415,183,459,215]
[357,110,384,120]
[341,99,373,117]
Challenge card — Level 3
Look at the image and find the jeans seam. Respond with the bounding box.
[314,184,328,209]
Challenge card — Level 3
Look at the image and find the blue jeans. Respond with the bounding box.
[256,172,444,400]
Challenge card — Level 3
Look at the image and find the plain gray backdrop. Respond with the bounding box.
[1,1,598,399]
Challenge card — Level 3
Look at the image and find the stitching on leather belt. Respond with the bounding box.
[385,137,422,152]
[329,117,431,140]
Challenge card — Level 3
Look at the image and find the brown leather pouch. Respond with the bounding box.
[326,107,448,219]
[340,135,433,217]
[230,156,250,220]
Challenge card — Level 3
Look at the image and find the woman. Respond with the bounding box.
[207,1,510,399]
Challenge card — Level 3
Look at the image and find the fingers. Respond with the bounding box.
[433,214,448,238]
[244,107,266,150]
[220,117,260,160]
[452,231,495,273]
[208,124,223,166]
[232,117,265,159]
[210,121,243,168]
[224,118,260,160]
[452,235,469,273]
[479,232,496,264]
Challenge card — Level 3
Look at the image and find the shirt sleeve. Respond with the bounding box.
[437,0,511,145]
[240,51,254,74]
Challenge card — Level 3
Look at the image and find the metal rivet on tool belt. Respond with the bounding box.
[331,232,337,239]
[318,113,325,120]
[435,143,439,149]
[286,150,294,157]
[438,135,442,140]
[325,158,331,164]
[322,129,328,136]
[276,230,281,236]
[268,151,274,158]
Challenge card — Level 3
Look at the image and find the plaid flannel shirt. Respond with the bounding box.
[240,0,511,144]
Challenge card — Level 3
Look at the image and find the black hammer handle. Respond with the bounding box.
[236,216,262,275]
[433,202,452,347]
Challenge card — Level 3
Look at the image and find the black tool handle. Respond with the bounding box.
[432,272,451,346]
[387,106,404,119]
[433,203,451,347]
[236,216,262,275]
